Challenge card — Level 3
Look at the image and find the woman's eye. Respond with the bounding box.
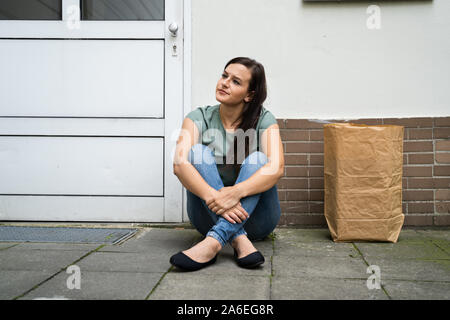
[233,80,240,85]
[221,73,227,78]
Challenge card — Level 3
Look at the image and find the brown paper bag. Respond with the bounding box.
[324,123,405,242]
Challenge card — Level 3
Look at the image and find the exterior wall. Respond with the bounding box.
[191,0,449,119]
[276,117,450,226]
[190,0,450,226]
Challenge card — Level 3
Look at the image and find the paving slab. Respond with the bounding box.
[272,254,368,279]
[383,279,450,300]
[353,241,449,260]
[0,247,96,273]
[20,271,163,300]
[149,272,270,300]
[271,276,388,300]
[0,270,55,300]
[361,257,450,282]
[100,228,200,253]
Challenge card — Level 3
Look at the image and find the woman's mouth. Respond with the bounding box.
[217,89,228,95]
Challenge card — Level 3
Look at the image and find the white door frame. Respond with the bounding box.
[0,0,188,223]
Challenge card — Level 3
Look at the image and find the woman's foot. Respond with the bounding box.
[182,236,222,263]
[231,234,258,259]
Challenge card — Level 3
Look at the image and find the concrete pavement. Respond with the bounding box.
[0,226,449,300]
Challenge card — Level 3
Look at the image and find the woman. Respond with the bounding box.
[170,57,284,271]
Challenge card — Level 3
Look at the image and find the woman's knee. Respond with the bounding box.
[188,143,215,165]
[242,151,268,168]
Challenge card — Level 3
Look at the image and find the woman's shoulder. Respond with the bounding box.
[186,104,219,122]
[257,106,278,130]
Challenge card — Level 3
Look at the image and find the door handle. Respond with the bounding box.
[168,22,178,37]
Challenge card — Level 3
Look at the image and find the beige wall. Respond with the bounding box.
[190,0,449,119]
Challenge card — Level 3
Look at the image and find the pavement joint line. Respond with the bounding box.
[145,231,201,300]
[269,232,276,300]
[12,244,106,300]
[429,240,450,256]
[0,243,20,251]
[351,242,392,300]
[144,265,174,300]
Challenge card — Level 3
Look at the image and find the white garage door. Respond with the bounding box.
[0,0,184,222]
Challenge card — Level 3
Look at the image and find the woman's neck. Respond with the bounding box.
[219,103,244,129]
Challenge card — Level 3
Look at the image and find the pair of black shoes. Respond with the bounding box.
[169,249,264,271]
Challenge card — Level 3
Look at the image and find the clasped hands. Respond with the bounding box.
[205,186,249,224]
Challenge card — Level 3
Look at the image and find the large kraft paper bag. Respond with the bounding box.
[324,123,405,242]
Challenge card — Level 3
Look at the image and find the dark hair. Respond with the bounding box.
[222,57,268,180]
[224,57,267,131]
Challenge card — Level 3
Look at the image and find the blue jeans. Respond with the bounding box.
[186,143,281,248]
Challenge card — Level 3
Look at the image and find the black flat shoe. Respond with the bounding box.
[170,251,217,271]
[233,249,265,269]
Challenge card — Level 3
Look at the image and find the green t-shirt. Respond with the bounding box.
[186,104,278,186]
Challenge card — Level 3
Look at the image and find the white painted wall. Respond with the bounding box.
[190,0,449,119]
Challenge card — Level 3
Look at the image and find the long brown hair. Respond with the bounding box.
[223,57,268,181]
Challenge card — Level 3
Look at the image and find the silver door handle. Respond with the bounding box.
[168,22,178,37]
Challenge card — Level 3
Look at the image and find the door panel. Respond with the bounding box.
[0,39,164,117]
[0,136,163,196]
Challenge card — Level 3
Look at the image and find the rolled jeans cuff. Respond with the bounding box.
[206,230,226,248]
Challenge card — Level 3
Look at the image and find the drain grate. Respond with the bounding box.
[0,226,137,244]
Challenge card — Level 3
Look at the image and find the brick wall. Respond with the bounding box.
[276,117,450,227]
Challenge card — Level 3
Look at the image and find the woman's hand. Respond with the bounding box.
[205,186,242,215]
[220,202,249,224]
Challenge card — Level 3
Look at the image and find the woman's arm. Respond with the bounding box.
[173,117,248,224]
[173,118,217,201]
[206,123,285,214]
[233,123,285,198]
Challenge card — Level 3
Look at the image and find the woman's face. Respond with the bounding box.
[216,63,254,106]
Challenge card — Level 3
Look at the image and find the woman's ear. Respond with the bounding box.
[244,91,255,103]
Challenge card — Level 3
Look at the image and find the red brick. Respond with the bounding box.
[383,118,433,128]
[278,190,286,201]
[434,215,450,225]
[310,154,324,165]
[436,140,450,151]
[310,130,324,141]
[403,190,434,201]
[280,129,309,141]
[278,214,327,226]
[309,202,324,213]
[403,178,407,189]
[436,153,450,164]
[310,178,324,189]
[308,167,324,177]
[280,201,309,213]
[434,128,450,139]
[277,178,308,189]
[286,190,308,201]
[407,128,433,140]
[433,178,450,189]
[285,166,308,177]
[434,166,450,176]
[277,119,286,129]
[404,215,434,226]
[285,119,325,129]
[403,166,432,177]
[408,202,435,213]
[309,190,324,201]
[434,117,450,127]
[436,189,450,201]
[408,178,434,189]
[284,154,308,165]
[436,202,450,214]
[285,142,323,153]
[403,154,408,165]
[403,141,433,152]
[408,153,434,164]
